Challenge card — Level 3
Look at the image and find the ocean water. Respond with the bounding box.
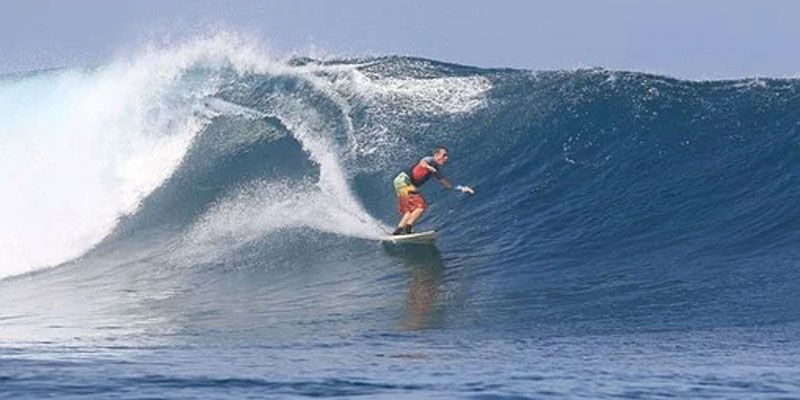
[2,35,800,399]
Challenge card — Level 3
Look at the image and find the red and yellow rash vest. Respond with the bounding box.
[408,156,441,187]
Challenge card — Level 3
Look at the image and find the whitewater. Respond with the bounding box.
[2,35,800,399]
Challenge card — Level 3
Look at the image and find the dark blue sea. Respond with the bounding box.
[2,37,800,399]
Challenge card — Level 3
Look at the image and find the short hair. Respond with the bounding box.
[433,146,448,156]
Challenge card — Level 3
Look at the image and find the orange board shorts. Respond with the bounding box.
[394,172,427,214]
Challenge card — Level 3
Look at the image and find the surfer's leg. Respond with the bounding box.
[403,193,426,232]
[394,211,407,235]
[393,212,412,235]
[395,177,418,233]
[393,180,425,234]
[406,207,425,227]
[398,212,412,227]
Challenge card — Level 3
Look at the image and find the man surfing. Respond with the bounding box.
[392,146,474,235]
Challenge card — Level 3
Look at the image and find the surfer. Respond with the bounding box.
[392,146,474,235]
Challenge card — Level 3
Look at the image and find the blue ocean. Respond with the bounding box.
[2,37,800,399]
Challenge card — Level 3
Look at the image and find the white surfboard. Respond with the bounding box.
[384,230,437,243]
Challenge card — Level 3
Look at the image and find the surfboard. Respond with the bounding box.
[384,230,437,243]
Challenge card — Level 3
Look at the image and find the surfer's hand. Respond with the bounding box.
[457,185,474,194]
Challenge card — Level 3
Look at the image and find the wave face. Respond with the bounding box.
[2,36,800,398]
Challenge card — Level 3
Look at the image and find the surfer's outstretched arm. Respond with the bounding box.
[436,175,474,194]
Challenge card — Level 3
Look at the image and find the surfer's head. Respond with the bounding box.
[433,146,448,165]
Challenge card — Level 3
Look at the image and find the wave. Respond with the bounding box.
[3,34,800,334]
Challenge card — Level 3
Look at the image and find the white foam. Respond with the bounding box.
[0,33,278,279]
[186,179,385,247]
[179,96,389,263]
[286,62,493,168]
[356,75,492,114]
